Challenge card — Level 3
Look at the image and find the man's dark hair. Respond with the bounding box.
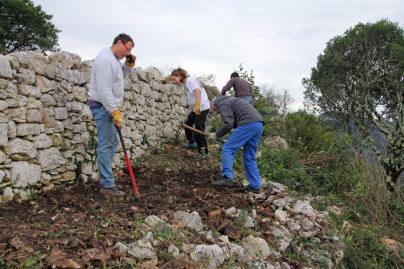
[230,72,239,78]
[113,33,133,45]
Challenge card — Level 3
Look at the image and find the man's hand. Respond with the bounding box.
[112,110,123,128]
[209,133,216,140]
[125,54,136,68]
[193,99,201,115]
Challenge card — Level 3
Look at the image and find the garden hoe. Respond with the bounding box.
[181,123,227,143]
[117,128,140,199]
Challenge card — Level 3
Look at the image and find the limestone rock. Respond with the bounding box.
[34,134,53,149]
[271,226,292,253]
[38,147,65,171]
[2,187,14,202]
[172,211,203,232]
[225,207,240,218]
[36,75,56,93]
[0,123,8,146]
[221,243,245,261]
[144,215,167,228]
[274,209,288,224]
[242,215,256,228]
[167,244,180,256]
[17,124,41,136]
[6,138,37,160]
[18,84,41,98]
[54,107,68,120]
[286,219,301,232]
[190,244,225,268]
[145,67,164,81]
[0,150,5,164]
[240,235,271,261]
[15,68,36,85]
[272,197,292,209]
[10,161,41,187]
[128,239,156,260]
[293,201,317,219]
[0,55,12,79]
[48,51,81,69]
[26,109,43,123]
[264,136,288,151]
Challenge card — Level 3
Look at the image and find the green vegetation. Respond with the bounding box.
[303,19,404,189]
[231,43,403,267]
[253,108,403,268]
[0,0,60,54]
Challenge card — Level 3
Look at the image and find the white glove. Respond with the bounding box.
[209,133,216,140]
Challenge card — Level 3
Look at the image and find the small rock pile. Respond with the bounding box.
[110,181,344,269]
[0,51,188,203]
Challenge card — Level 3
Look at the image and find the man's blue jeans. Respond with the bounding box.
[221,121,263,189]
[90,105,118,189]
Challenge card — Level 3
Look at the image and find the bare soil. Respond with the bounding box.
[0,144,254,268]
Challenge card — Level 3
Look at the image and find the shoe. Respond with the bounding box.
[116,184,125,190]
[212,177,235,187]
[100,187,125,197]
[185,142,197,149]
[244,185,260,194]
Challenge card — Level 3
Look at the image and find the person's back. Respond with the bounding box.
[214,96,262,138]
[211,95,264,193]
[221,72,253,104]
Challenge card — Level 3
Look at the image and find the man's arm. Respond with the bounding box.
[221,79,234,95]
[216,103,234,138]
[122,64,131,78]
[95,61,117,113]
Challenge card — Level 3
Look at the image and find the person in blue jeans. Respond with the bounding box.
[87,33,136,197]
[211,96,264,193]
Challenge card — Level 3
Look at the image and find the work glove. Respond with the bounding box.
[125,54,136,68]
[193,99,201,115]
[112,110,123,129]
[209,133,216,140]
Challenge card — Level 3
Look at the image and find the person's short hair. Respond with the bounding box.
[113,33,134,45]
[230,72,239,78]
[171,68,189,78]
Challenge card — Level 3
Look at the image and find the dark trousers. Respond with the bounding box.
[184,109,209,153]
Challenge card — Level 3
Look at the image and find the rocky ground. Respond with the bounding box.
[0,143,343,268]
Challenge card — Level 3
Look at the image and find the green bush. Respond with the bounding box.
[258,147,315,192]
[342,226,402,269]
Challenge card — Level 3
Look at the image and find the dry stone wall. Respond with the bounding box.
[0,51,188,203]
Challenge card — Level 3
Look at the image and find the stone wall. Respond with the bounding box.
[0,51,188,203]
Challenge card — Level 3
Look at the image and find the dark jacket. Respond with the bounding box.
[214,96,263,138]
[221,77,252,97]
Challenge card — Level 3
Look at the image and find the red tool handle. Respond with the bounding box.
[117,128,140,196]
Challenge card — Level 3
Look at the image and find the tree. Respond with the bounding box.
[303,19,404,189]
[0,0,60,54]
[261,84,294,116]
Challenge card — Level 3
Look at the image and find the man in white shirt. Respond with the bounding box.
[171,68,210,159]
[88,33,136,197]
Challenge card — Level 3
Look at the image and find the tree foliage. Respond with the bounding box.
[303,19,404,189]
[0,0,60,54]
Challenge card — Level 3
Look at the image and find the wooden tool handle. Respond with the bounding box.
[181,123,209,137]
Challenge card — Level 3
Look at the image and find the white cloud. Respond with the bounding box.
[33,0,404,110]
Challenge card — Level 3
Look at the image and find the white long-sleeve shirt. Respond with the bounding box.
[88,48,130,113]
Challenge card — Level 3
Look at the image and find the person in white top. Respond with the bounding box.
[87,33,136,197]
[171,68,210,159]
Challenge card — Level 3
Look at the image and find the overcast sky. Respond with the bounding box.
[33,0,403,110]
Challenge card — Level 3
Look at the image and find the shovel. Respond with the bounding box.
[117,128,140,198]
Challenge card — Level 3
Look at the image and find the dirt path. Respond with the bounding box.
[0,144,253,268]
